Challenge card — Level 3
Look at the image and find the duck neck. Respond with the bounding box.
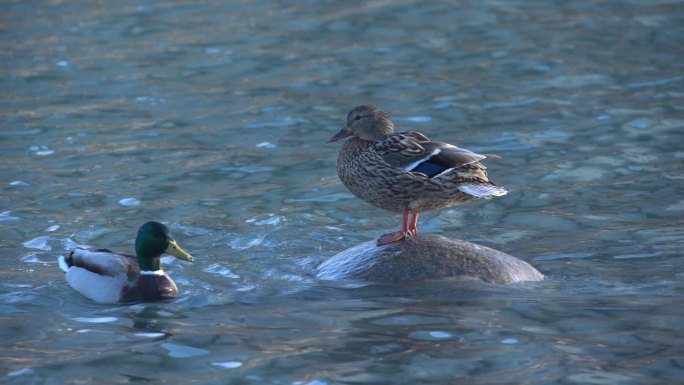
[368,132,389,141]
[137,254,162,272]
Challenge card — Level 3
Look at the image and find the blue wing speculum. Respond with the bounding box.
[405,148,454,178]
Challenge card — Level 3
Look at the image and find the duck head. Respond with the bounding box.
[328,105,394,143]
[135,221,194,271]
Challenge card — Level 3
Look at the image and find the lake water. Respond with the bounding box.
[2,0,683,384]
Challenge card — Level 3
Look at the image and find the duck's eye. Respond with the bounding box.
[354,115,362,121]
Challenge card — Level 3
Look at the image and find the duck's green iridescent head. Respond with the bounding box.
[135,222,194,270]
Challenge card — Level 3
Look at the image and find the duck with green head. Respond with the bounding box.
[59,221,194,303]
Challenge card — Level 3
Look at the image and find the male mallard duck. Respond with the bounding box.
[58,221,194,303]
[328,104,507,245]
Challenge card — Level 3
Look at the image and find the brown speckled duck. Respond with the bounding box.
[328,105,507,245]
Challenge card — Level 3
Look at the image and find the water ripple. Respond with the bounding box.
[118,198,141,206]
[29,145,54,156]
[7,368,34,377]
[203,264,240,278]
[0,211,20,221]
[160,343,209,358]
[212,361,243,369]
[73,317,118,323]
[290,193,354,203]
[22,236,52,251]
[228,235,265,250]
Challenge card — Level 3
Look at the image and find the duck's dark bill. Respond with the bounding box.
[327,127,352,142]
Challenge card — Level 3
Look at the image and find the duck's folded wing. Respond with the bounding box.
[381,132,489,179]
[65,248,137,277]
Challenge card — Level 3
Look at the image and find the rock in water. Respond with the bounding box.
[317,233,543,284]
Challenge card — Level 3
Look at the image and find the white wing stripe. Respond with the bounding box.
[432,168,454,179]
[403,148,441,172]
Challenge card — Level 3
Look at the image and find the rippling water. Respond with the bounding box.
[2,1,683,384]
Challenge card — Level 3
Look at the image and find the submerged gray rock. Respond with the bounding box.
[317,233,543,284]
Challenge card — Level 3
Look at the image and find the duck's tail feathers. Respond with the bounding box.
[57,254,70,273]
[458,183,508,198]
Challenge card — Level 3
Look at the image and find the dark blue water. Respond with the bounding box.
[2,1,684,384]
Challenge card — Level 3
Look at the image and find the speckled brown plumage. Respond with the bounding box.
[329,105,507,245]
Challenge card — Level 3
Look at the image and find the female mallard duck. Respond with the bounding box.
[58,221,194,303]
[328,104,507,245]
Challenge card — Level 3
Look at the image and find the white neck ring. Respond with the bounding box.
[140,270,165,276]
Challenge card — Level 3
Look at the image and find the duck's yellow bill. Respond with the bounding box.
[165,239,194,262]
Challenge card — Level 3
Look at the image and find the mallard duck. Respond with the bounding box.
[58,221,194,303]
[328,104,507,245]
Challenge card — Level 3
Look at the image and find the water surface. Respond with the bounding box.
[2,1,684,384]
